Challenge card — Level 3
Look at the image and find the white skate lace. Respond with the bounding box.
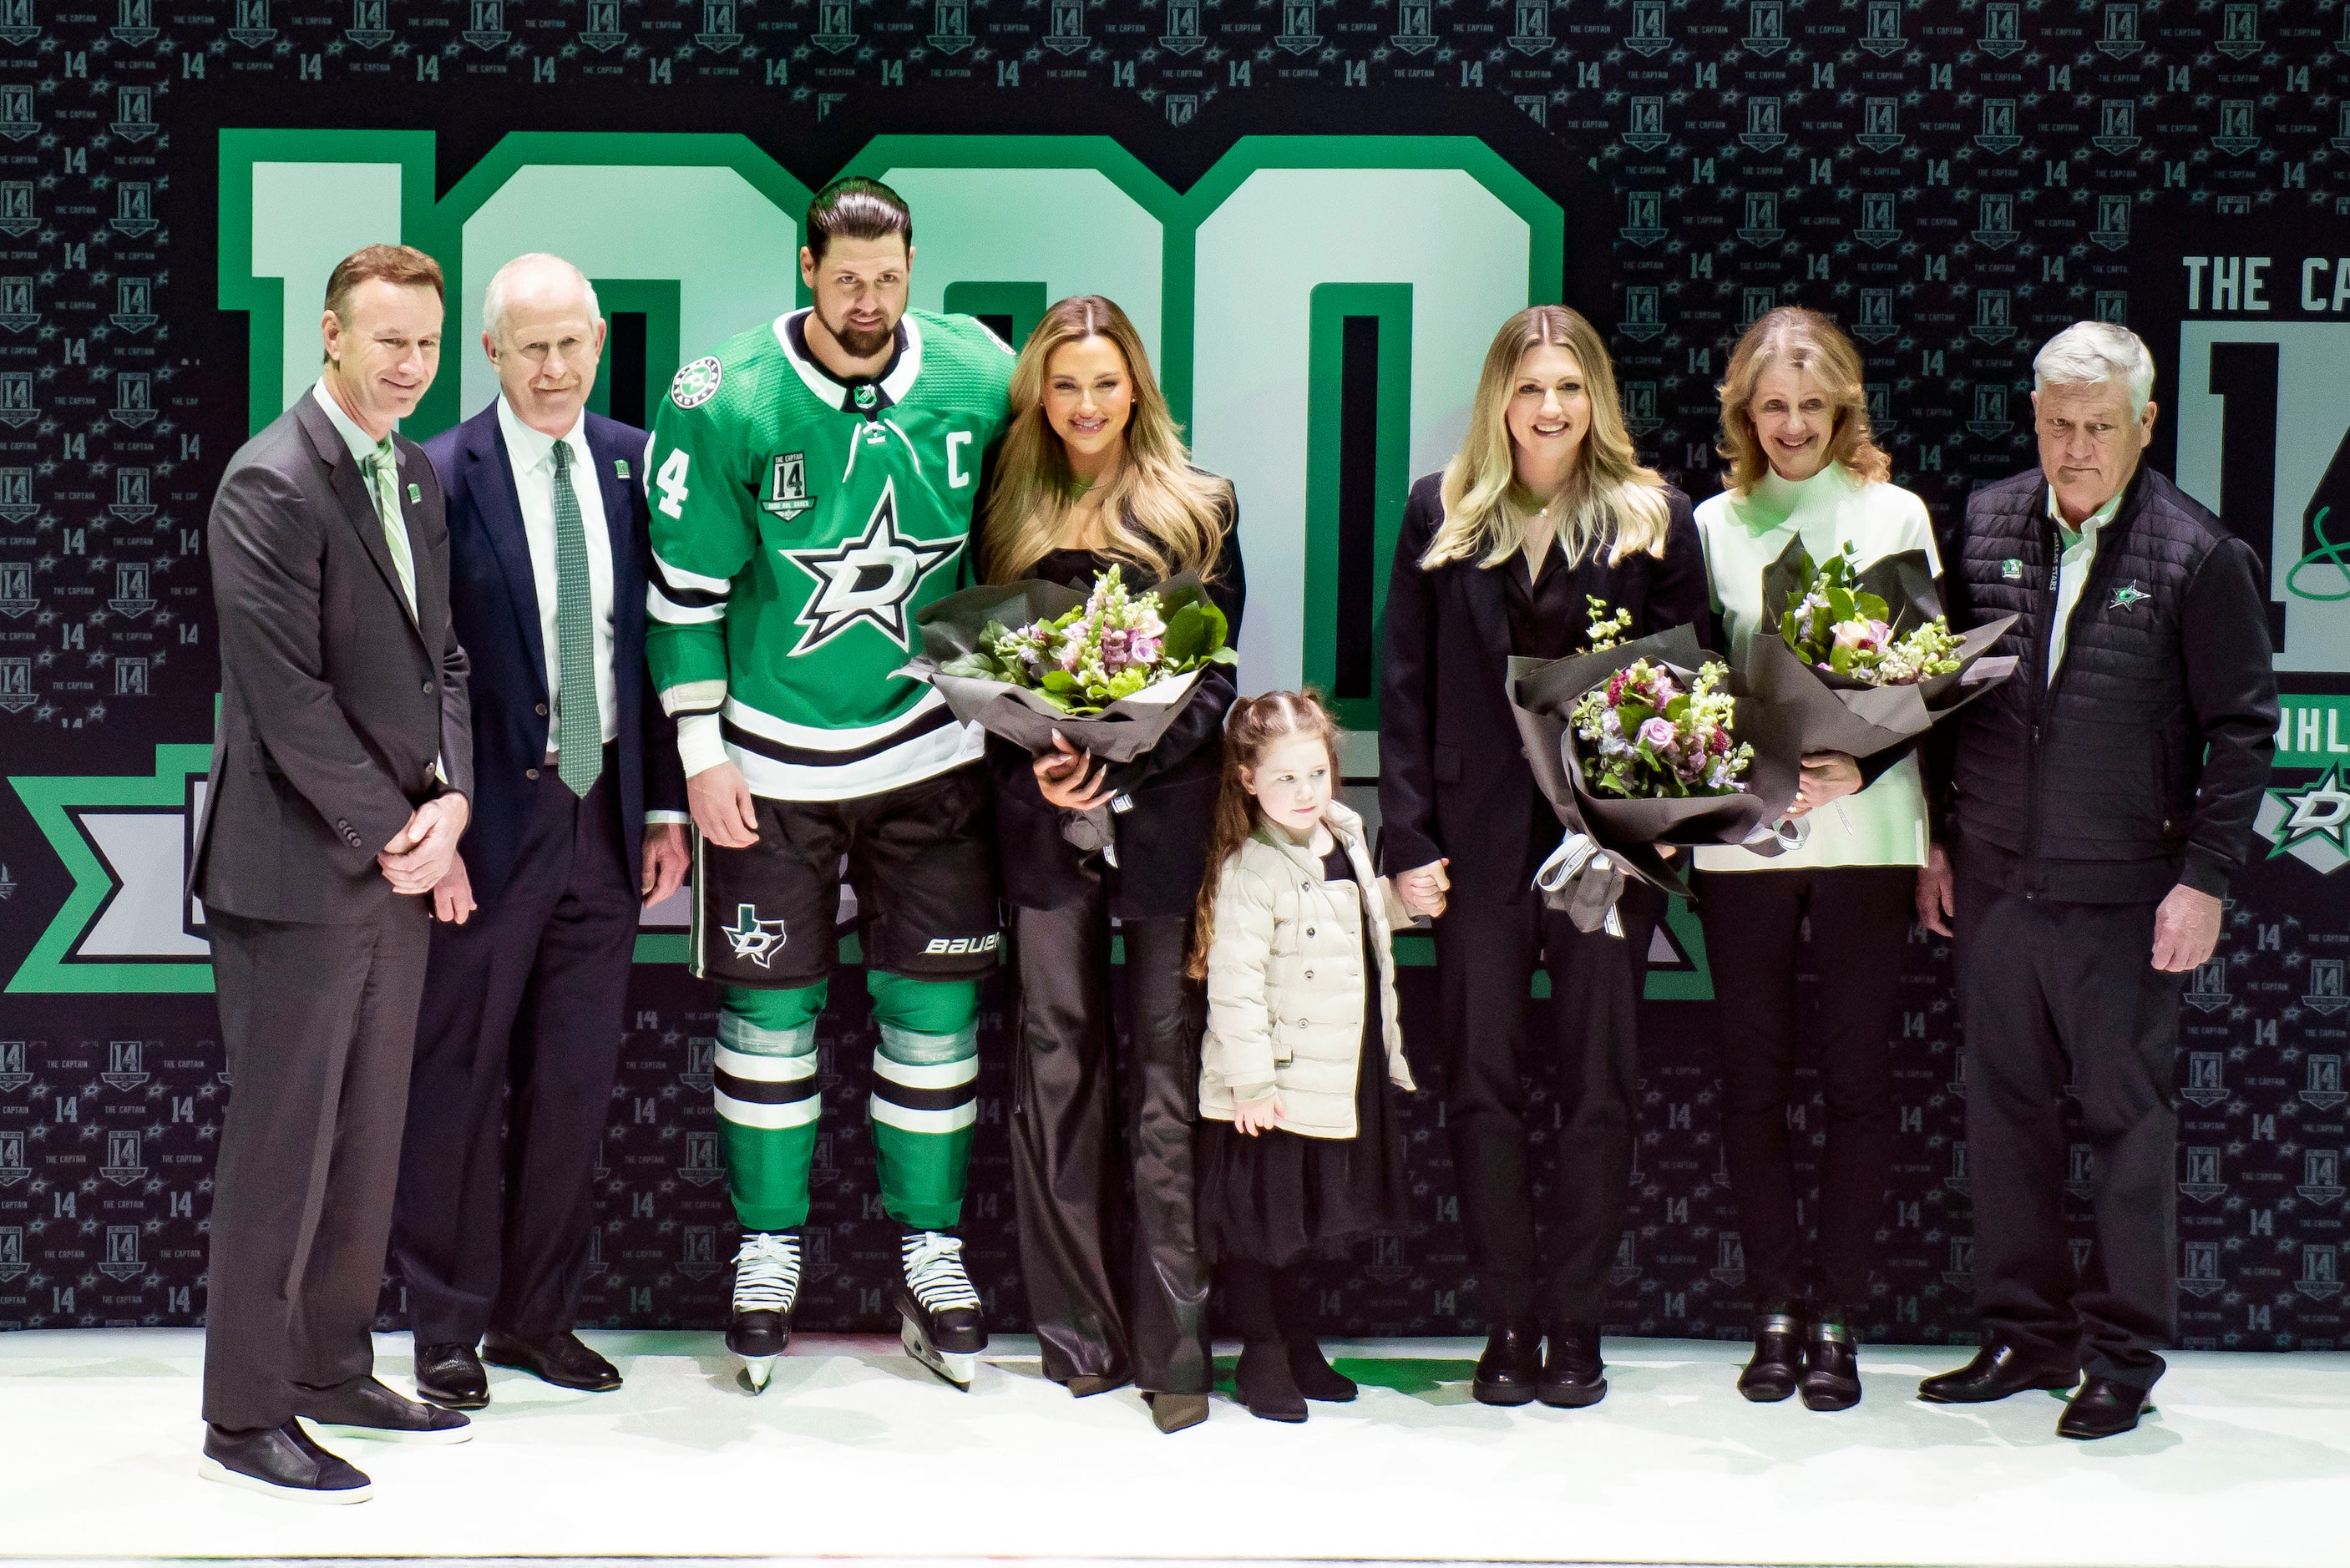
[732,1232,801,1314]
[900,1232,980,1313]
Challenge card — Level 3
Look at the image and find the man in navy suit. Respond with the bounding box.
[391,253,690,1407]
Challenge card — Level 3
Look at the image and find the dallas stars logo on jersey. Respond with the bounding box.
[780,478,962,654]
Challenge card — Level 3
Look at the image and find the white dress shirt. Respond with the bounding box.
[496,396,618,751]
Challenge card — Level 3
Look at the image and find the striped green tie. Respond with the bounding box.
[550,439,602,797]
[361,443,418,620]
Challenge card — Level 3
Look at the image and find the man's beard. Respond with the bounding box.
[819,306,894,360]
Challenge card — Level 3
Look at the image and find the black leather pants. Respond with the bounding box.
[1009,879,1213,1394]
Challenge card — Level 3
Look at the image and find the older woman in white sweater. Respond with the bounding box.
[1693,307,1938,1413]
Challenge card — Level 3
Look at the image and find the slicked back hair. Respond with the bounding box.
[805,176,912,263]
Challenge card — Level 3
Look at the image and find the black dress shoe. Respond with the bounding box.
[1286,1338,1359,1402]
[1471,1322,1541,1407]
[1738,1309,1805,1403]
[1536,1322,1608,1409]
[1064,1373,1130,1399]
[413,1341,488,1411]
[1799,1320,1861,1412]
[199,1421,373,1505]
[1234,1340,1308,1422]
[1917,1341,2079,1404]
[296,1375,473,1444]
[483,1328,623,1392]
[2057,1376,2154,1440]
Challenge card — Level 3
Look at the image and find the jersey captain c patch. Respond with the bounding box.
[778,477,963,655]
[763,451,813,520]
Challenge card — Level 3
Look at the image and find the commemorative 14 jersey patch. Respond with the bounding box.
[764,451,813,520]
[778,477,963,655]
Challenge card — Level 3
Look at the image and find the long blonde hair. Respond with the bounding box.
[1421,306,1673,571]
[1715,306,1892,494]
[1186,690,1342,981]
[981,295,1228,584]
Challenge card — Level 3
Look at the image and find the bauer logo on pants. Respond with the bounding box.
[922,934,1000,956]
[722,903,788,967]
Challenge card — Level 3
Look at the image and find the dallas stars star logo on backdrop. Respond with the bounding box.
[2256,762,2350,873]
[777,478,963,654]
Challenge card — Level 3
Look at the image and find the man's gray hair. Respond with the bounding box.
[482,252,601,342]
[2033,321,2157,415]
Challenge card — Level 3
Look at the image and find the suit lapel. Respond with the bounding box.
[584,418,636,569]
[296,394,423,642]
[1457,554,1514,685]
[473,412,548,693]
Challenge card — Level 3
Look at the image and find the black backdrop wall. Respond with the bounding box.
[0,0,2345,1351]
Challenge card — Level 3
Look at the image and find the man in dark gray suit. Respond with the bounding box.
[191,243,477,1504]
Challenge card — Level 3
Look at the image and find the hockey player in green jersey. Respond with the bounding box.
[646,178,1014,1392]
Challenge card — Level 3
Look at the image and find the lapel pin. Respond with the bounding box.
[407,481,423,503]
[615,458,631,480]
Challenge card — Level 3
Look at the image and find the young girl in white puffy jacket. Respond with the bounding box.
[1187,690,1431,1422]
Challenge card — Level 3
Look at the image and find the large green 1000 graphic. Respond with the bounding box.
[4,131,1566,992]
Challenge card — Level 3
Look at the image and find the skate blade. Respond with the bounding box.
[737,1355,774,1393]
[899,1314,976,1390]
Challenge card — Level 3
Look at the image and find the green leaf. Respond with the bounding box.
[1664,694,1689,722]
[1041,669,1078,693]
[1856,592,1889,623]
[1826,585,1856,625]
[1780,609,1800,650]
[1828,642,1856,675]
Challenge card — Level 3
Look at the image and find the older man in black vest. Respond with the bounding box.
[1917,321,2277,1439]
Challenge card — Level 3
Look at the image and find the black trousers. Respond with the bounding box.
[1432,882,1663,1329]
[1957,874,2180,1390]
[1007,873,1212,1395]
[203,901,431,1429]
[1696,865,1914,1313]
[390,756,639,1345]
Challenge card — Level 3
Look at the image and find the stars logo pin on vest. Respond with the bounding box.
[2108,579,2150,611]
[2001,557,2024,581]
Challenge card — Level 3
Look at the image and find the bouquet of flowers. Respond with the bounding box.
[1780,540,1965,686]
[946,566,1233,716]
[1745,535,2018,760]
[1508,609,1802,907]
[1572,656,1755,801]
[898,567,1237,853]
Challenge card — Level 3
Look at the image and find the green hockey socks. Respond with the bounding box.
[713,974,979,1234]
[865,971,980,1232]
[714,983,824,1232]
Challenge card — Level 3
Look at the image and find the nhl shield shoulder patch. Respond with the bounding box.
[670,355,724,410]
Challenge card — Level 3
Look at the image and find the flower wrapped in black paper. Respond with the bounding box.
[1743,534,2019,760]
[896,567,1235,855]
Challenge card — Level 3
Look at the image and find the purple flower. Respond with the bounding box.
[1127,635,1162,665]
[1638,716,1679,751]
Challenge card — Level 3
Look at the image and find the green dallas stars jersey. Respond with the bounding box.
[646,308,1015,801]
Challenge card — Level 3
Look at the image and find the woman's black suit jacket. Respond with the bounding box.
[1376,470,1709,908]
[986,499,1245,920]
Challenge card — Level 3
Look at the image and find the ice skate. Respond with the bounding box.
[727,1231,801,1393]
[894,1231,986,1390]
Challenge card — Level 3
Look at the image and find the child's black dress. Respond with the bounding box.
[1197,847,1410,1267]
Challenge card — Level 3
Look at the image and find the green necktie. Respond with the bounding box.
[549,439,603,797]
[361,441,418,620]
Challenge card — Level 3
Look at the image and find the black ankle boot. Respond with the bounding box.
[1738,1306,1806,1403]
[1471,1321,1541,1406]
[1800,1314,1861,1411]
[1234,1339,1307,1422]
[1286,1337,1358,1402]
